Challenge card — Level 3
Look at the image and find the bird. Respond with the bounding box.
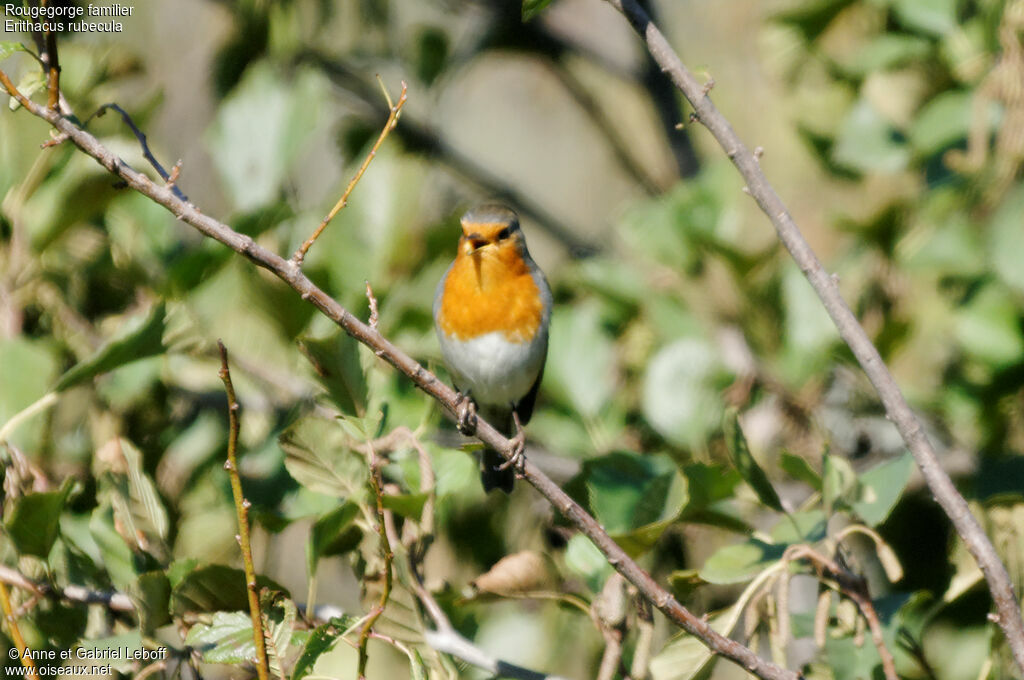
[433,204,552,493]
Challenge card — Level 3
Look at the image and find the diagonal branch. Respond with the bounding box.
[291,81,407,266]
[602,0,1024,672]
[0,70,798,680]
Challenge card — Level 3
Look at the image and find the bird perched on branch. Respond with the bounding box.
[434,204,552,493]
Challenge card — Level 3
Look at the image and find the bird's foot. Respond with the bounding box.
[497,411,527,473]
[454,392,478,436]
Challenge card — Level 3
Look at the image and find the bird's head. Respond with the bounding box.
[458,204,524,260]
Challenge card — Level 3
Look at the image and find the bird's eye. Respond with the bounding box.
[496,225,515,241]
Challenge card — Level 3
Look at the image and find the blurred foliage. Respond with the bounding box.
[2,0,1024,678]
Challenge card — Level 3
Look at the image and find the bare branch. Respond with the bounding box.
[298,51,599,258]
[0,581,38,680]
[217,341,270,680]
[0,565,134,612]
[785,546,897,680]
[291,81,408,266]
[603,0,1024,671]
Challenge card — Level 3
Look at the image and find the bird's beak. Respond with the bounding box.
[466,233,488,252]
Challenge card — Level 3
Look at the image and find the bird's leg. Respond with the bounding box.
[497,410,526,472]
[454,391,477,435]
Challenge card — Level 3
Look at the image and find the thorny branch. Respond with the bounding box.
[604,0,1024,671]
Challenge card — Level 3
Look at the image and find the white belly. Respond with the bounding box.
[438,330,546,407]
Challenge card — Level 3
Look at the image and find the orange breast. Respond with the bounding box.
[438,246,544,342]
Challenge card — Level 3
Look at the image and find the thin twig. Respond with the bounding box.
[291,82,408,266]
[41,0,59,111]
[299,51,599,258]
[356,439,394,680]
[785,545,898,680]
[631,596,654,680]
[0,69,798,680]
[593,574,628,680]
[217,341,270,680]
[0,581,38,680]
[95,103,189,202]
[603,0,1024,671]
[0,565,134,612]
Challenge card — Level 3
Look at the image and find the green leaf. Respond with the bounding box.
[700,539,786,585]
[5,478,73,557]
[522,0,554,21]
[170,564,288,616]
[298,332,368,416]
[650,614,728,680]
[832,100,909,174]
[76,632,144,674]
[129,572,172,635]
[782,264,839,382]
[953,283,1024,367]
[780,452,822,490]
[770,0,857,42]
[307,502,362,580]
[55,302,167,392]
[667,569,706,601]
[823,453,858,515]
[280,417,367,499]
[262,592,298,677]
[852,451,913,526]
[207,62,323,211]
[681,462,742,510]
[892,0,958,36]
[90,504,139,591]
[842,34,931,77]
[0,42,28,62]
[546,303,616,418]
[8,69,44,111]
[724,409,784,513]
[381,492,429,520]
[989,187,1024,297]
[564,533,613,592]
[293,617,355,680]
[578,452,688,556]
[642,338,727,448]
[770,510,827,544]
[184,611,255,664]
[0,336,58,446]
[909,91,973,156]
[96,438,170,545]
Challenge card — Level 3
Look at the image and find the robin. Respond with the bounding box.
[433,204,552,492]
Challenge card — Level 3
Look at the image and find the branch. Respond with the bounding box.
[0,565,134,612]
[93,104,189,202]
[0,72,799,680]
[603,0,1024,671]
[0,581,38,680]
[356,439,394,680]
[41,0,60,111]
[291,81,407,266]
[297,51,599,258]
[217,342,270,680]
[785,546,897,680]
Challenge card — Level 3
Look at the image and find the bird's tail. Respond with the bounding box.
[478,405,515,493]
[480,448,515,493]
